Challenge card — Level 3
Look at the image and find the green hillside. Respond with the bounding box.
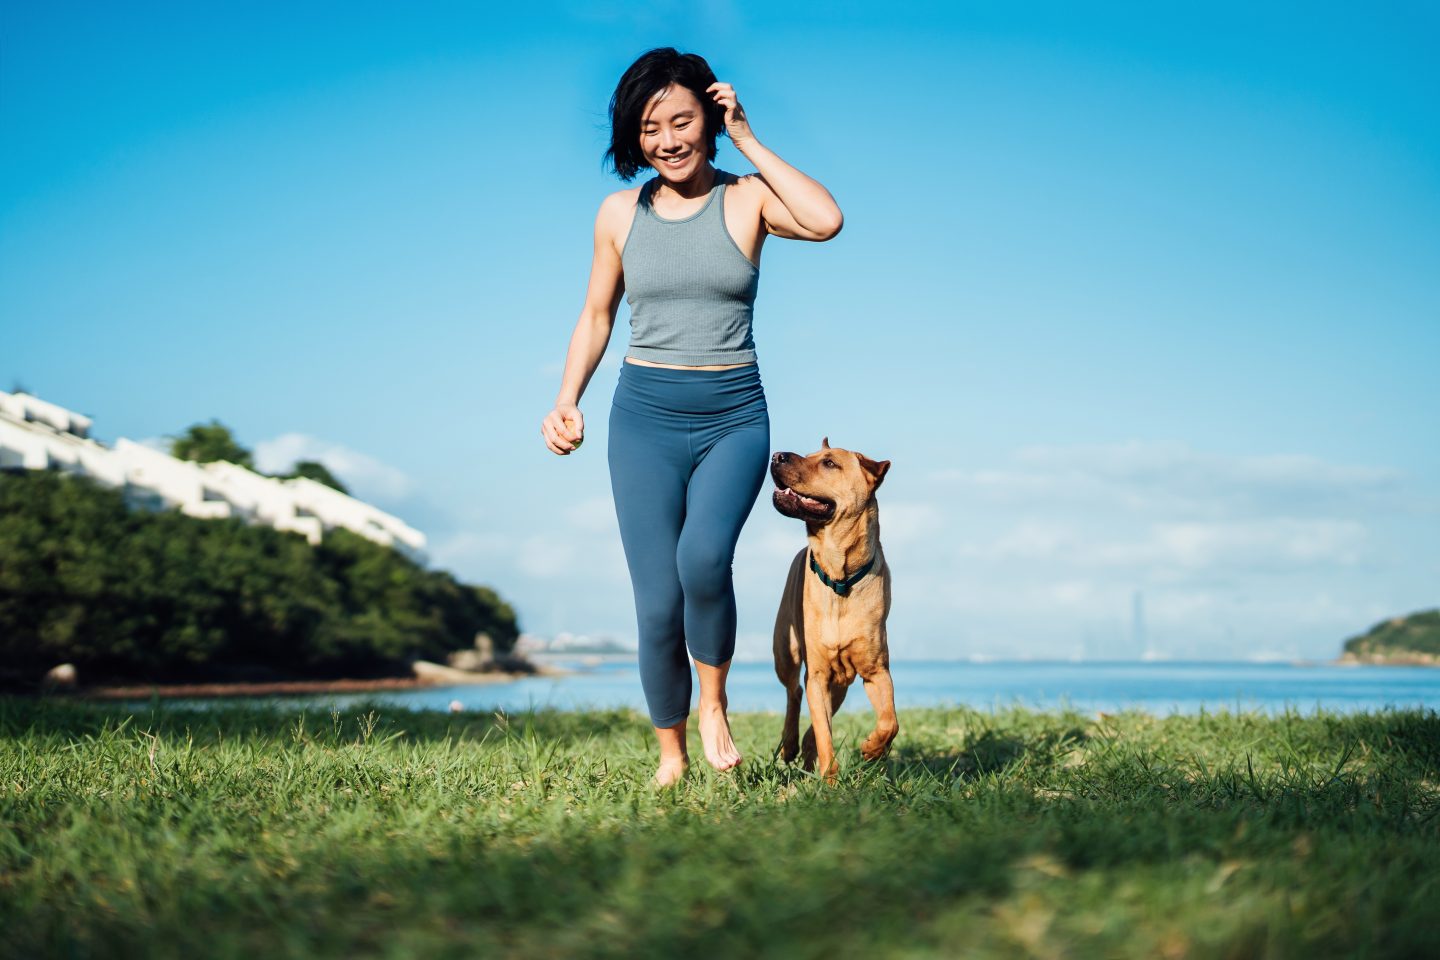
[0,469,519,688]
[1341,609,1440,665]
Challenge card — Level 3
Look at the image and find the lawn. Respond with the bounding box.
[2,697,1437,958]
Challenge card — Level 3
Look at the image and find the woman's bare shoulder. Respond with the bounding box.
[723,171,769,210]
[596,183,646,232]
[599,182,647,213]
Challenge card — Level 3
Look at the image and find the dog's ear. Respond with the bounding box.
[857,454,891,489]
[821,436,830,450]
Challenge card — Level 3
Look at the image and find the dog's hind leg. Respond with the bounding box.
[776,666,803,763]
[773,551,807,763]
[859,667,899,761]
[773,626,805,763]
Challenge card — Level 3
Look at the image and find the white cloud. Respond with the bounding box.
[136,435,172,454]
[989,520,1075,560]
[1048,580,1096,606]
[874,499,946,545]
[516,533,579,579]
[253,433,414,501]
[426,530,513,570]
[737,522,806,568]
[926,441,1404,517]
[862,441,1426,657]
[420,439,1424,661]
[1030,518,1374,572]
[563,494,619,534]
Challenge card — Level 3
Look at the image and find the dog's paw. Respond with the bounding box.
[800,727,818,769]
[860,735,895,762]
[776,738,799,763]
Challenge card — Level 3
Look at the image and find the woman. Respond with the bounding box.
[541,48,843,786]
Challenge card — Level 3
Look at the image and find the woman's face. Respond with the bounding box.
[639,83,709,183]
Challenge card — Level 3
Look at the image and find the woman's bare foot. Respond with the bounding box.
[652,719,689,787]
[653,754,690,787]
[697,698,742,770]
[693,657,742,771]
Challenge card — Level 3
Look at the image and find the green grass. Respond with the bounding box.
[2,697,1438,959]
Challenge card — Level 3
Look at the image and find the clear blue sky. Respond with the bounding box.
[4,1,1437,660]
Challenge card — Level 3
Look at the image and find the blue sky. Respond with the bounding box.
[4,1,1437,660]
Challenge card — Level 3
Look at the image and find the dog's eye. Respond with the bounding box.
[822,459,836,468]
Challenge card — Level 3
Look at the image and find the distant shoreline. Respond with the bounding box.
[12,655,1436,703]
[1336,652,1440,668]
[63,665,570,701]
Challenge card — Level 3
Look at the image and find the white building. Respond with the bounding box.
[0,389,426,563]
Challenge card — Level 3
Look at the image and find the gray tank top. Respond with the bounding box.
[620,170,760,366]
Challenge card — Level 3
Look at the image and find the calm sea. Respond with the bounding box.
[131,659,1440,716]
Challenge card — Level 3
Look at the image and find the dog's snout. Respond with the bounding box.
[773,451,791,464]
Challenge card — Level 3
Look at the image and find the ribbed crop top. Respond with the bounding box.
[620,169,760,366]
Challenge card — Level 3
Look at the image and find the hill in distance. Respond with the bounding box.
[1340,609,1440,666]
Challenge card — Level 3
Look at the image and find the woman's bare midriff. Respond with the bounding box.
[625,357,756,371]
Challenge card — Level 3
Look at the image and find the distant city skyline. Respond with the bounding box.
[4,3,1436,660]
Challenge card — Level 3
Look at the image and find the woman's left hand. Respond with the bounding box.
[707,81,756,146]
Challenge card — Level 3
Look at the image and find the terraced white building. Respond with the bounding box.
[0,389,426,564]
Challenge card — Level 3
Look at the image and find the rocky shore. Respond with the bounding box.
[1336,650,1440,667]
[74,660,572,700]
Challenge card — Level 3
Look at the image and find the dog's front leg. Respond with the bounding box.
[859,667,899,761]
[804,671,840,783]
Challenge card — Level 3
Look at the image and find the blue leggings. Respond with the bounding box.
[608,360,771,727]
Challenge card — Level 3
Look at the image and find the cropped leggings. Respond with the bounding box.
[608,360,770,727]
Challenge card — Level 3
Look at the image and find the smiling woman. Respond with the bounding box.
[540,46,844,787]
[603,51,727,184]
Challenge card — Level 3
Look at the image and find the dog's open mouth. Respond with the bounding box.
[772,484,835,521]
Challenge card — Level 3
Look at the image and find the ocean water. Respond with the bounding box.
[132,659,1440,717]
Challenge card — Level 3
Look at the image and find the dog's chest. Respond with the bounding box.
[802,575,885,649]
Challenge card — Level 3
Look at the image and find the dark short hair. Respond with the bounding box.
[603,48,725,182]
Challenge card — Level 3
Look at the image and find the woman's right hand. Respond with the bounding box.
[542,403,585,455]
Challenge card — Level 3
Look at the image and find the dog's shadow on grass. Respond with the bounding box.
[877,726,1090,782]
[737,726,1089,787]
[880,731,1025,781]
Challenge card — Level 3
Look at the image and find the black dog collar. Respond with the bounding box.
[809,549,875,597]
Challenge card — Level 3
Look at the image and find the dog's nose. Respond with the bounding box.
[773,452,790,464]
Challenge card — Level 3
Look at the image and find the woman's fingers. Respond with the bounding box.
[542,414,576,454]
[543,407,587,454]
[556,406,583,442]
[706,81,752,142]
[707,81,737,111]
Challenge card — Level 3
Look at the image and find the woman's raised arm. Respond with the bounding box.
[707,80,843,241]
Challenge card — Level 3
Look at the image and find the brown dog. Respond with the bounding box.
[770,437,896,781]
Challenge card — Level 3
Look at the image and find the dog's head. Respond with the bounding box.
[770,437,891,525]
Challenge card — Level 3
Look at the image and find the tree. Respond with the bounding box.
[0,470,521,684]
[169,419,254,469]
[285,459,349,494]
